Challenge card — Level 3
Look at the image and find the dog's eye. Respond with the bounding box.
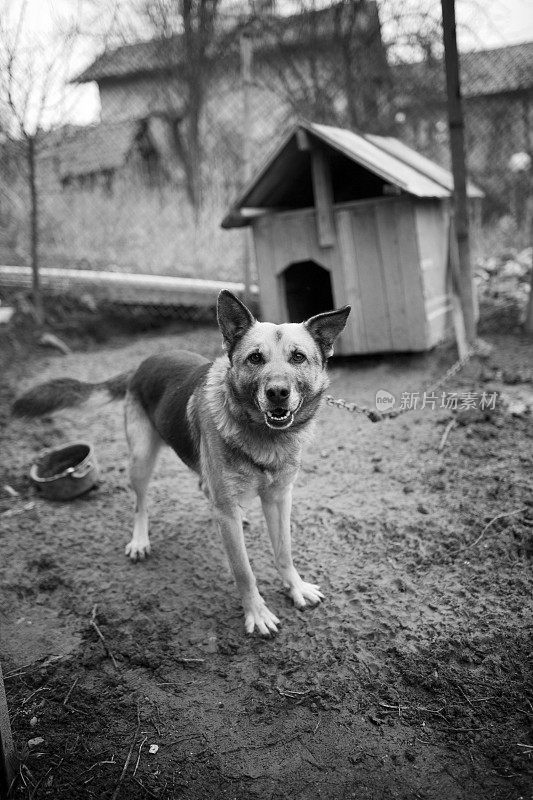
[291,351,306,364]
[247,351,264,365]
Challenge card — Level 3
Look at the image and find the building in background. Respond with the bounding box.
[1,1,531,278]
[5,1,391,277]
[393,41,533,221]
[61,1,390,194]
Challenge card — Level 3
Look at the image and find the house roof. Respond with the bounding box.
[39,120,141,178]
[221,121,483,228]
[73,1,384,84]
[74,37,183,84]
[394,40,533,104]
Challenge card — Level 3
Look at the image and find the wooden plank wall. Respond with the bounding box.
[252,197,433,354]
[394,201,429,349]
[336,198,427,352]
[252,209,357,354]
[414,200,454,347]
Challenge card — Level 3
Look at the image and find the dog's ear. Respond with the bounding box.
[305,306,351,360]
[217,290,255,356]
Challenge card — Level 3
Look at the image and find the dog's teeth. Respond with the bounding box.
[264,410,295,430]
[267,410,290,419]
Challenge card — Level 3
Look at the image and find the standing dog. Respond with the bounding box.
[13,291,350,634]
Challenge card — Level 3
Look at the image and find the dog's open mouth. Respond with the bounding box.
[264,408,294,430]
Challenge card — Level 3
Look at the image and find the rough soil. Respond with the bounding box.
[0,301,532,800]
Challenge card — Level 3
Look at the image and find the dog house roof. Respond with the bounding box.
[221,121,483,228]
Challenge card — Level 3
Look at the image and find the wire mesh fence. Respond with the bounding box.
[0,0,531,311]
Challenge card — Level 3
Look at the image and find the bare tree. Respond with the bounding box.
[140,0,224,212]
[0,0,80,324]
[378,0,491,63]
[248,0,393,133]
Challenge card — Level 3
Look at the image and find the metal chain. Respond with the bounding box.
[325,344,478,424]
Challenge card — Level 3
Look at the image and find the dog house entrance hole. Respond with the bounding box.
[283,260,334,322]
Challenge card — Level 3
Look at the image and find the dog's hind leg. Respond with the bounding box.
[124,393,162,561]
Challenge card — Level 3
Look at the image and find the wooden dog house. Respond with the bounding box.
[222,122,483,354]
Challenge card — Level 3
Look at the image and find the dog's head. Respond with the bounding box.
[217,290,350,431]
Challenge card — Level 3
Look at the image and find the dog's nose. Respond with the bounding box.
[266,384,290,403]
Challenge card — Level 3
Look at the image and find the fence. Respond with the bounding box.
[0,0,531,308]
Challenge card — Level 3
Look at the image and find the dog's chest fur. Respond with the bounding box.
[132,352,315,507]
[193,357,314,504]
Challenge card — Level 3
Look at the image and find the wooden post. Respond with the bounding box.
[310,147,335,248]
[240,33,253,307]
[525,166,533,335]
[296,127,335,248]
[448,216,468,359]
[441,0,476,345]
[526,250,533,335]
[0,661,15,798]
[27,134,44,326]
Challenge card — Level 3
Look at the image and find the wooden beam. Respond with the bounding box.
[525,238,533,336]
[0,661,15,798]
[239,207,268,219]
[448,216,468,359]
[296,129,311,152]
[310,147,335,248]
[240,33,253,306]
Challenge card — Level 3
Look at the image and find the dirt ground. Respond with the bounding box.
[0,300,532,800]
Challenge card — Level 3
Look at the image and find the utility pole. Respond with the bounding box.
[441,0,476,345]
[240,32,253,307]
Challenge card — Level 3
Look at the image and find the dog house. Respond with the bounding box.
[222,122,483,354]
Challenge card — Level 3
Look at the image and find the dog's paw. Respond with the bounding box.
[243,596,280,636]
[285,577,324,609]
[125,540,151,561]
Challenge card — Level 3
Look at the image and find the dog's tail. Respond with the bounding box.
[12,371,133,417]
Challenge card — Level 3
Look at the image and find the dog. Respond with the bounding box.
[13,291,350,634]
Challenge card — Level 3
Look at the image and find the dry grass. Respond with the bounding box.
[6,172,248,281]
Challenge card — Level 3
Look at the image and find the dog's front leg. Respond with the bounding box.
[260,485,324,609]
[214,504,280,635]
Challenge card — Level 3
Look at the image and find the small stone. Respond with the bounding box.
[0,306,15,324]
[28,737,44,748]
[508,401,529,417]
[80,293,98,312]
[417,503,429,514]
[149,744,159,754]
[30,716,38,728]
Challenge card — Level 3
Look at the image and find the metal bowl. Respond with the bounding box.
[30,442,99,501]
